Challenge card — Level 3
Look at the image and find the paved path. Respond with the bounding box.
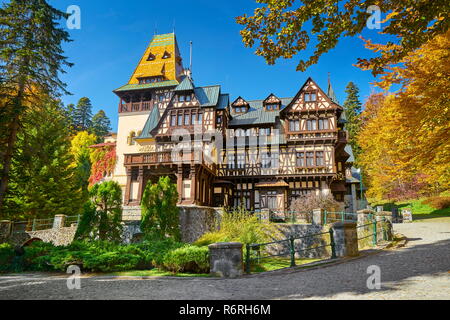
[1,219,449,300]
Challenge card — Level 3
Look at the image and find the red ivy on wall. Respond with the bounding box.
[89,144,117,187]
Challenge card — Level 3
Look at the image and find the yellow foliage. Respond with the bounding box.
[70,131,97,164]
[358,31,450,200]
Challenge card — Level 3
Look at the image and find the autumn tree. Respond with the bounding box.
[358,31,450,200]
[0,0,72,213]
[70,131,98,200]
[236,0,450,74]
[343,82,363,162]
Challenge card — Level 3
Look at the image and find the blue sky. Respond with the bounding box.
[49,0,386,132]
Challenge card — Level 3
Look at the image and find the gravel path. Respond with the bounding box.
[1,218,449,300]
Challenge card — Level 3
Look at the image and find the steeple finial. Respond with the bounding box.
[327,73,338,104]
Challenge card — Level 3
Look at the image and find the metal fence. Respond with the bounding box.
[7,215,81,235]
[245,230,335,274]
[245,214,389,274]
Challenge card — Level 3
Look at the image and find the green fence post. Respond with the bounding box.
[329,228,337,259]
[341,212,345,223]
[289,237,296,268]
[32,219,36,231]
[245,244,251,274]
[324,210,328,225]
[372,220,378,246]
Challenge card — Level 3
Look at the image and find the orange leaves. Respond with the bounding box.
[358,31,450,201]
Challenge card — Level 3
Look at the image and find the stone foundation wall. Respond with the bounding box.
[266,224,331,259]
[120,206,222,244]
[179,206,222,243]
[8,226,77,247]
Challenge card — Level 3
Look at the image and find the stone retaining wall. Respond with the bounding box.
[121,206,222,244]
[265,224,331,259]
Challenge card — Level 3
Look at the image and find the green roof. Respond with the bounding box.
[194,85,221,107]
[174,76,195,92]
[217,94,229,110]
[136,106,160,140]
[229,98,292,126]
[114,80,179,92]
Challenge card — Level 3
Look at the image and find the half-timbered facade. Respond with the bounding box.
[112,33,354,215]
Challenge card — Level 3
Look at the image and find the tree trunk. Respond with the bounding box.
[0,100,24,215]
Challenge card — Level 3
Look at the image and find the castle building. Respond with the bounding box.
[111,33,355,217]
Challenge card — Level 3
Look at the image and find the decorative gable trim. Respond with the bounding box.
[263,94,281,111]
[231,96,249,114]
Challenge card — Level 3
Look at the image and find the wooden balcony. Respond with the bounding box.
[124,152,217,172]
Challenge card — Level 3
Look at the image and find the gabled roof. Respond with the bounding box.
[281,77,343,115]
[135,106,160,140]
[263,93,281,104]
[229,98,292,126]
[174,76,195,92]
[194,85,221,107]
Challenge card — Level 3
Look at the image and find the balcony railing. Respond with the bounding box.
[120,101,153,113]
[124,152,217,172]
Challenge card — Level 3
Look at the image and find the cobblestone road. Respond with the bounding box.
[1,218,449,300]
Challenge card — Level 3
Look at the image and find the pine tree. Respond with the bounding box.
[141,176,180,241]
[91,110,111,141]
[0,0,72,213]
[3,98,83,220]
[343,82,362,162]
[73,97,93,131]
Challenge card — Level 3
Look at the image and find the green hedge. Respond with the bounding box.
[0,240,211,274]
[162,246,209,273]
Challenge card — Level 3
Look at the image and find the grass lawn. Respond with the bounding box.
[374,195,450,221]
[106,269,211,278]
[251,257,321,273]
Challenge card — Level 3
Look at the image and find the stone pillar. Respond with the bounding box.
[208,242,243,278]
[124,167,132,205]
[376,212,394,241]
[137,166,144,204]
[312,209,324,225]
[53,215,66,229]
[0,220,12,239]
[331,222,359,257]
[351,184,358,213]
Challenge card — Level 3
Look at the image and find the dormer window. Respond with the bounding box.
[234,106,247,114]
[265,103,280,111]
[264,94,281,111]
[162,51,171,59]
[147,53,156,61]
[178,94,192,103]
[232,97,249,114]
[305,92,317,102]
[139,76,164,84]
